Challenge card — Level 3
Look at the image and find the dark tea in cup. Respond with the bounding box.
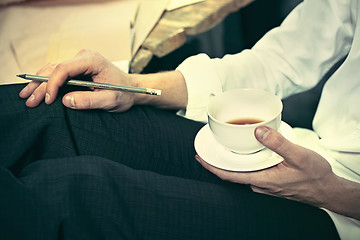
[207,88,283,154]
[226,118,264,125]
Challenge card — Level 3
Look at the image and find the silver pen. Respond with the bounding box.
[16,74,162,96]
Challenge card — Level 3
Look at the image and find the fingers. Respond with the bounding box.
[254,126,303,166]
[45,56,92,105]
[19,81,42,98]
[195,155,252,184]
[24,83,47,107]
[62,91,102,110]
[19,49,106,107]
[19,49,132,111]
[46,50,109,105]
[197,153,280,196]
[255,126,291,155]
[250,185,278,197]
[19,62,57,107]
[62,90,132,112]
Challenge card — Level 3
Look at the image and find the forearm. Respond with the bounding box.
[130,70,188,110]
[320,174,360,220]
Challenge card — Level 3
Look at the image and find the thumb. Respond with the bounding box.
[62,91,127,111]
[255,126,299,164]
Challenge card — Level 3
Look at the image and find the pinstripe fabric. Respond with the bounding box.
[0,84,339,240]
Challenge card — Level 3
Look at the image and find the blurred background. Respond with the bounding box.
[143,0,303,73]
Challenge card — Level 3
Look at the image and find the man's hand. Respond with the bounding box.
[196,126,335,207]
[19,49,137,112]
[197,126,360,220]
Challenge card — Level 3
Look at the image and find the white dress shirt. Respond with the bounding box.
[176,0,360,238]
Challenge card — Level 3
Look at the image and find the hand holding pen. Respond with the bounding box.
[18,50,161,112]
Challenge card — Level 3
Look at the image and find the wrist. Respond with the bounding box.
[128,71,188,109]
[128,73,151,106]
[315,173,341,208]
[319,174,360,220]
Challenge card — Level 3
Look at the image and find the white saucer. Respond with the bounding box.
[194,121,296,172]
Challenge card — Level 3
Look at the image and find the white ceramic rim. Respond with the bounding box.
[207,88,283,128]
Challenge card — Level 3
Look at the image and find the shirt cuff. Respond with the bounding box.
[176,53,223,122]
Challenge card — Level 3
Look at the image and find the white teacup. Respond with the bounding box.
[207,88,283,154]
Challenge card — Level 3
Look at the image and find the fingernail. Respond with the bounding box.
[28,94,35,102]
[45,93,50,103]
[255,127,270,141]
[64,95,75,108]
[20,86,28,95]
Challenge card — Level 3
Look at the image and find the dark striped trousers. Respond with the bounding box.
[0,84,338,240]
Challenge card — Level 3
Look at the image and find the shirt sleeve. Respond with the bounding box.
[176,0,353,122]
